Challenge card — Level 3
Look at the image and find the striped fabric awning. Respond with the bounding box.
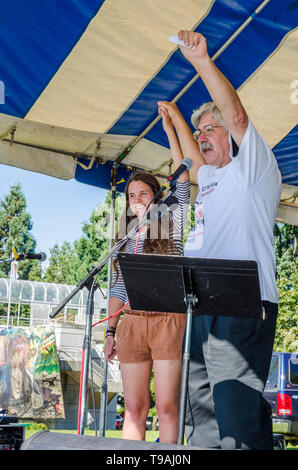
[0,0,297,224]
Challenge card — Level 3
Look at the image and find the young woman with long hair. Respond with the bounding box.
[104,105,190,443]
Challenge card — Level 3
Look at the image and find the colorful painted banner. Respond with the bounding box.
[0,326,65,419]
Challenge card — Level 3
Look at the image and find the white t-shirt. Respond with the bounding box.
[184,119,282,303]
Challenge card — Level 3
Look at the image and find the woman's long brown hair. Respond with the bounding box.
[112,171,178,282]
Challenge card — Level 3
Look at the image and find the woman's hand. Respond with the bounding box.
[157,101,182,130]
[104,335,117,364]
[158,105,174,135]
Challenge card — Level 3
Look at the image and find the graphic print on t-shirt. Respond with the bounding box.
[187,201,204,249]
[200,180,218,197]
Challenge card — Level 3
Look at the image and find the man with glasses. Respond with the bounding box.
[157,30,281,450]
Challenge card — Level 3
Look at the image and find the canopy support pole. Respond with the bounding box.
[98,162,118,436]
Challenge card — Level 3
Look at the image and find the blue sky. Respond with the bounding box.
[0,163,107,266]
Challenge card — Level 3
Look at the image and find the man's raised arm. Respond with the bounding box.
[177,30,248,147]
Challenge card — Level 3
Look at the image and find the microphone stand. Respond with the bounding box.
[49,190,176,435]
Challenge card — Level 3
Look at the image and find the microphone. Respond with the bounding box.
[146,193,179,226]
[158,193,179,208]
[161,158,193,191]
[16,252,47,262]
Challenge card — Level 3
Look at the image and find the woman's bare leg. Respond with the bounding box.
[153,359,183,443]
[120,360,153,440]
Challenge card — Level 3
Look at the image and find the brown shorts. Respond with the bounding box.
[116,312,187,363]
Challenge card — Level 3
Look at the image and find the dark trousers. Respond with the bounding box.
[184,302,278,450]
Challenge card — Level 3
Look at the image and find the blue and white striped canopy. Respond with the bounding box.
[0,0,297,224]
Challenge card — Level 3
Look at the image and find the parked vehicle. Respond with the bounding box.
[115,413,124,430]
[263,352,298,447]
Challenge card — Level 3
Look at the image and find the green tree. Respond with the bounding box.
[183,205,194,245]
[0,183,42,280]
[273,223,298,352]
[44,191,125,286]
[70,191,125,286]
[43,241,77,285]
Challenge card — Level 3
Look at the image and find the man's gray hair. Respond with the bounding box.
[191,102,226,130]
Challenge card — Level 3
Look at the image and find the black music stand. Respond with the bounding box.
[118,253,263,445]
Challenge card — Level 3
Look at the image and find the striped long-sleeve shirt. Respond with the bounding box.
[109,180,190,304]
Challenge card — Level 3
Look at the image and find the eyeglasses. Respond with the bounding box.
[193,124,223,141]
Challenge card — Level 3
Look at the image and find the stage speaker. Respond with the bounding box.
[21,430,200,451]
[0,424,25,450]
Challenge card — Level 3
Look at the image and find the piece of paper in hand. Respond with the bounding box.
[169,35,195,49]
